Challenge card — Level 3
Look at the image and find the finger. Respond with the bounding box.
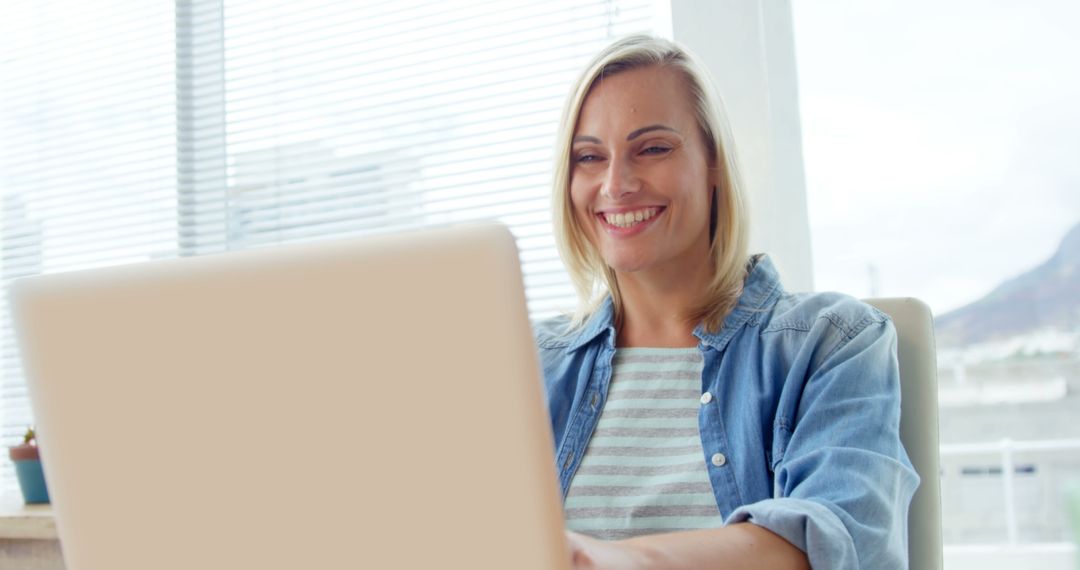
[564,531,592,569]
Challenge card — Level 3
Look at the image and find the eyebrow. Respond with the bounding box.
[627,124,678,140]
[572,125,680,145]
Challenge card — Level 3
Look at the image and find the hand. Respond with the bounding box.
[565,530,647,570]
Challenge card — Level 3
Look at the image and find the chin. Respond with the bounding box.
[600,251,653,274]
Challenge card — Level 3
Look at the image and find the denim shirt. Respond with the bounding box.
[533,256,919,569]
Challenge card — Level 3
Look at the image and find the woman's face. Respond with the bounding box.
[569,65,715,277]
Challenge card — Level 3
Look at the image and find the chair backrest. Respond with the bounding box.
[864,298,943,570]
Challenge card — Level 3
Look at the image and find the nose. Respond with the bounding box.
[600,157,641,200]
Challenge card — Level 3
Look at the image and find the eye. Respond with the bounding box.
[575,153,604,163]
[641,145,672,156]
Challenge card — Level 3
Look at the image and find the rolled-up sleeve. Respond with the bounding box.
[725,316,920,569]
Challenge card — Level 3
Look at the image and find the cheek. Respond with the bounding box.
[568,174,585,207]
[568,176,593,220]
[676,172,713,225]
[681,160,712,202]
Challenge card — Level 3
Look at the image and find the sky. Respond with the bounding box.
[791,0,1080,314]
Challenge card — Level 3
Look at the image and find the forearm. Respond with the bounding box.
[574,522,812,570]
[621,524,810,570]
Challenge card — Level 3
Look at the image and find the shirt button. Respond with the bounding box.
[563,451,575,471]
[711,453,727,467]
[590,392,599,410]
[700,392,713,404]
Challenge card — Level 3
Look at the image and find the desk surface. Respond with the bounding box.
[0,494,57,540]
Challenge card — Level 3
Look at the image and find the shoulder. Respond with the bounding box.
[759,291,895,366]
[764,290,891,338]
[531,313,575,350]
[731,255,889,344]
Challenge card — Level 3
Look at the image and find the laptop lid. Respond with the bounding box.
[11,223,568,570]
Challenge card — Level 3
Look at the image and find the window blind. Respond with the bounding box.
[0,0,657,496]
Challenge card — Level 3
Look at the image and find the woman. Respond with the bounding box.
[535,35,919,569]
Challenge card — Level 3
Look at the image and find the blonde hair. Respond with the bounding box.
[552,35,750,333]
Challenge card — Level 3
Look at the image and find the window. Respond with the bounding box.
[793,0,1080,552]
[0,0,659,496]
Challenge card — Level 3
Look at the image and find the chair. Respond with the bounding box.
[864,298,944,570]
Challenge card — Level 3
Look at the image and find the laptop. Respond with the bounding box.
[10,223,569,570]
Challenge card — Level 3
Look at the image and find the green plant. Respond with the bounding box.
[21,427,36,446]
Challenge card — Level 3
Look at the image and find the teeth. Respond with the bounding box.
[603,207,659,228]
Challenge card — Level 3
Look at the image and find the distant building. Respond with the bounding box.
[936,341,1080,543]
[224,142,423,249]
[0,192,44,491]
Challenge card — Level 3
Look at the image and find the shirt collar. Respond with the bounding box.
[564,254,784,352]
[693,254,783,351]
[566,296,617,352]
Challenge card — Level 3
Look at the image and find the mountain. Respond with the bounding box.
[934,222,1080,347]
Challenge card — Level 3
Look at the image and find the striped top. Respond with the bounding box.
[563,347,723,540]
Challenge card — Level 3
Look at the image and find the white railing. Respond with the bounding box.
[943,542,1076,570]
[939,438,1080,545]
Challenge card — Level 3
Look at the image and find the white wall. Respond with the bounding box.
[668,0,814,292]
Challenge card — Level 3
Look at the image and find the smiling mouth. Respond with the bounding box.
[599,207,662,229]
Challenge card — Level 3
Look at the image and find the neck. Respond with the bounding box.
[614,257,714,348]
